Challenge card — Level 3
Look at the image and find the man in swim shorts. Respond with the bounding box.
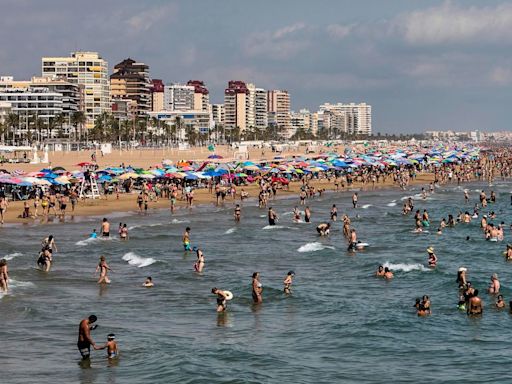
[467,289,483,315]
[77,315,98,359]
[183,227,191,251]
[268,207,278,226]
[101,218,110,237]
[316,223,330,236]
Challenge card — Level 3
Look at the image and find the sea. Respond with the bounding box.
[1,180,511,383]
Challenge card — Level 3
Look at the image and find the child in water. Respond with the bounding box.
[142,277,154,287]
[90,229,97,239]
[96,334,118,358]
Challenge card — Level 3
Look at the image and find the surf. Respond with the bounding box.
[297,242,335,253]
[122,252,156,268]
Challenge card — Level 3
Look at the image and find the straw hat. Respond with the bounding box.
[427,247,435,253]
[458,267,467,272]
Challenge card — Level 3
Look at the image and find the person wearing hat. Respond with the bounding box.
[427,247,437,268]
[283,271,295,294]
[488,273,500,294]
[77,315,98,359]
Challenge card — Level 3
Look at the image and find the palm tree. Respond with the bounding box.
[71,111,86,141]
[6,113,19,144]
[53,113,66,138]
[185,125,198,146]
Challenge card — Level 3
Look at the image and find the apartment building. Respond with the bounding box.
[42,51,110,128]
[110,58,151,115]
[267,90,291,138]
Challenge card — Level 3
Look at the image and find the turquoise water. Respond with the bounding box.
[1,180,511,383]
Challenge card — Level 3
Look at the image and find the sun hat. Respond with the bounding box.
[427,247,435,253]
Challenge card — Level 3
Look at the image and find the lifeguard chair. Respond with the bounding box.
[78,162,101,199]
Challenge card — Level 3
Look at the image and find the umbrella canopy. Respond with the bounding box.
[208,154,223,159]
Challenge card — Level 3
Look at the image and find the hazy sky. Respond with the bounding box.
[1,0,511,133]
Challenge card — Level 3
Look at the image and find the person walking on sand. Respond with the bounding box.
[95,256,112,284]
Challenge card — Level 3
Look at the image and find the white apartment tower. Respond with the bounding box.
[254,88,268,130]
[41,51,110,129]
[164,84,195,111]
[318,103,372,136]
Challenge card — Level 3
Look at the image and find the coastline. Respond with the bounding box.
[0,173,436,226]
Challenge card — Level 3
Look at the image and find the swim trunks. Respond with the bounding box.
[77,341,91,359]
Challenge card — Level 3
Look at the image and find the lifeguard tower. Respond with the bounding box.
[78,163,101,199]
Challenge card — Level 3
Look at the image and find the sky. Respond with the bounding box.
[1,0,511,133]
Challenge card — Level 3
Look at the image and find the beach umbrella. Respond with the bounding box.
[76,162,94,167]
[119,172,139,180]
[208,154,223,159]
[54,176,71,184]
[52,166,66,172]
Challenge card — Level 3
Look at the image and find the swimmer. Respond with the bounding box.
[120,224,128,240]
[252,272,263,303]
[422,295,431,314]
[330,204,338,221]
[101,218,110,237]
[234,204,241,223]
[212,287,229,312]
[95,255,112,284]
[292,206,301,222]
[0,259,9,292]
[142,276,154,287]
[268,207,279,226]
[304,206,311,223]
[183,227,191,251]
[95,334,118,359]
[375,265,385,277]
[316,222,331,236]
[283,271,295,294]
[384,267,393,279]
[352,192,358,208]
[90,229,98,239]
[496,295,505,309]
[488,273,500,294]
[456,267,467,289]
[194,248,205,273]
[505,244,512,260]
[77,315,98,360]
[347,228,357,251]
[427,247,437,268]
[467,289,483,315]
[37,248,52,272]
[413,298,421,309]
[42,235,57,253]
[436,227,442,235]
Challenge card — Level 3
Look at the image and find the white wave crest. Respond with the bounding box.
[4,252,23,260]
[122,252,156,268]
[297,242,335,253]
[225,227,236,234]
[1,279,35,299]
[383,261,430,272]
[386,202,397,207]
[75,237,97,246]
[171,219,187,224]
[361,204,372,209]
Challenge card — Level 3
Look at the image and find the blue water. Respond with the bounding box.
[1,181,511,383]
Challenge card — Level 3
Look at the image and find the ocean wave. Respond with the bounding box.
[75,238,97,246]
[297,242,335,253]
[225,227,236,234]
[171,219,188,224]
[0,279,35,299]
[361,204,372,209]
[122,252,156,268]
[4,252,23,260]
[262,225,296,230]
[386,201,397,207]
[128,222,165,230]
[383,261,430,272]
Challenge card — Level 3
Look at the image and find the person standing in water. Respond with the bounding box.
[77,315,98,360]
[268,207,278,226]
[330,204,338,221]
[488,273,500,294]
[183,227,191,251]
[96,334,118,359]
[212,288,229,312]
[304,206,311,223]
[467,289,483,315]
[101,218,110,237]
[234,204,241,223]
[283,271,295,294]
[0,259,9,292]
[347,228,358,251]
[120,224,128,240]
[252,272,263,303]
[194,248,205,272]
[95,256,112,284]
[427,247,437,268]
[352,192,358,208]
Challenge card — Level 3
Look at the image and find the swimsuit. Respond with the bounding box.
[102,232,110,237]
[77,341,91,358]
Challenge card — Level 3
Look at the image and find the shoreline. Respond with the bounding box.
[0,174,438,226]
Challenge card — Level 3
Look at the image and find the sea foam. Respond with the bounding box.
[122,252,156,268]
[297,242,335,253]
[383,261,430,272]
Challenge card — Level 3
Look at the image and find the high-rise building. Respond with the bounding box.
[290,108,317,137]
[151,79,164,112]
[254,88,268,130]
[41,51,110,129]
[211,104,225,127]
[224,81,249,131]
[164,83,195,111]
[319,103,372,136]
[267,90,291,138]
[187,80,210,112]
[110,58,151,115]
